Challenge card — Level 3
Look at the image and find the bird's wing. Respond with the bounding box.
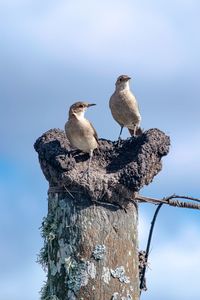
[89,121,99,143]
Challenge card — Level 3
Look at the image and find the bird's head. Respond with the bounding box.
[69,101,96,118]
[115,75,131,91]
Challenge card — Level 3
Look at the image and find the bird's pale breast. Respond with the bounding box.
[109,90,141,128]
[65,118,98,153]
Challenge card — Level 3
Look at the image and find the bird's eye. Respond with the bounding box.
[79,104,84,108]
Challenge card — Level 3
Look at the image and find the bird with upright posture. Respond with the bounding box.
[109,75,142,140]
[65,101,98,174]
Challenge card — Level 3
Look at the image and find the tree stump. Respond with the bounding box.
[34,128,170,300]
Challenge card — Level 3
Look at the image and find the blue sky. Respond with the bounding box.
[1,1,200,299]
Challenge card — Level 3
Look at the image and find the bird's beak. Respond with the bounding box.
[125,76,131,81]
[87,103,96,107]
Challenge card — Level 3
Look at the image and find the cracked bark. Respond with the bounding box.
[34,128,170,300]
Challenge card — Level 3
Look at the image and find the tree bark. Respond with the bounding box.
[34,128,170,300]
[41,191,138,300]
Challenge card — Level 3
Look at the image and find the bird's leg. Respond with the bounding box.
[82,149,93,178]
[88,149,93,175]
[118,126,124,141]
[133,125,137,137]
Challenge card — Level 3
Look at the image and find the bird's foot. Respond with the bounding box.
[116,137,123,147]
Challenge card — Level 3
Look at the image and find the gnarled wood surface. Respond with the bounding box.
[34,128,170,300]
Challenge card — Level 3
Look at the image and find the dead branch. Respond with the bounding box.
[135,194,200,210]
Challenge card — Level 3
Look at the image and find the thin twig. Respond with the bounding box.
[63,185,75,200]
[48,185,75,200]
[91,198,124,210]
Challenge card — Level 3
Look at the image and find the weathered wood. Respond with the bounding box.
[40,192,138,300]
[34,128,170,300]
[34,128,170,207]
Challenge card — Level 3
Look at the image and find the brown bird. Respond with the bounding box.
[65,101,98,174]
[109,75,142,140]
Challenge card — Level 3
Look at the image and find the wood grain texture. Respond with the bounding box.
[34,128,170,299]
[41,193,138,300]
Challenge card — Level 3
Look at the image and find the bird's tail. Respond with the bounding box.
[128,127,143,137]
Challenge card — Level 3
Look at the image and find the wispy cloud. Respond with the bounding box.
[3,1,198,76]
[1,2,200,300]
[29,1,185,74]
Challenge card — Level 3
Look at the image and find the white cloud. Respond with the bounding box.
[19,1,186,75]
[2,0,200,78]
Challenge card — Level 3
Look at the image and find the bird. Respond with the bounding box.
[65,101,98,175]
[109,75,142,140]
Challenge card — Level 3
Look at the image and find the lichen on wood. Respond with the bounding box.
[34,128,170,300]
[38,193,140,299]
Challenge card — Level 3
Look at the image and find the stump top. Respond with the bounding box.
[34,128,170,206]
